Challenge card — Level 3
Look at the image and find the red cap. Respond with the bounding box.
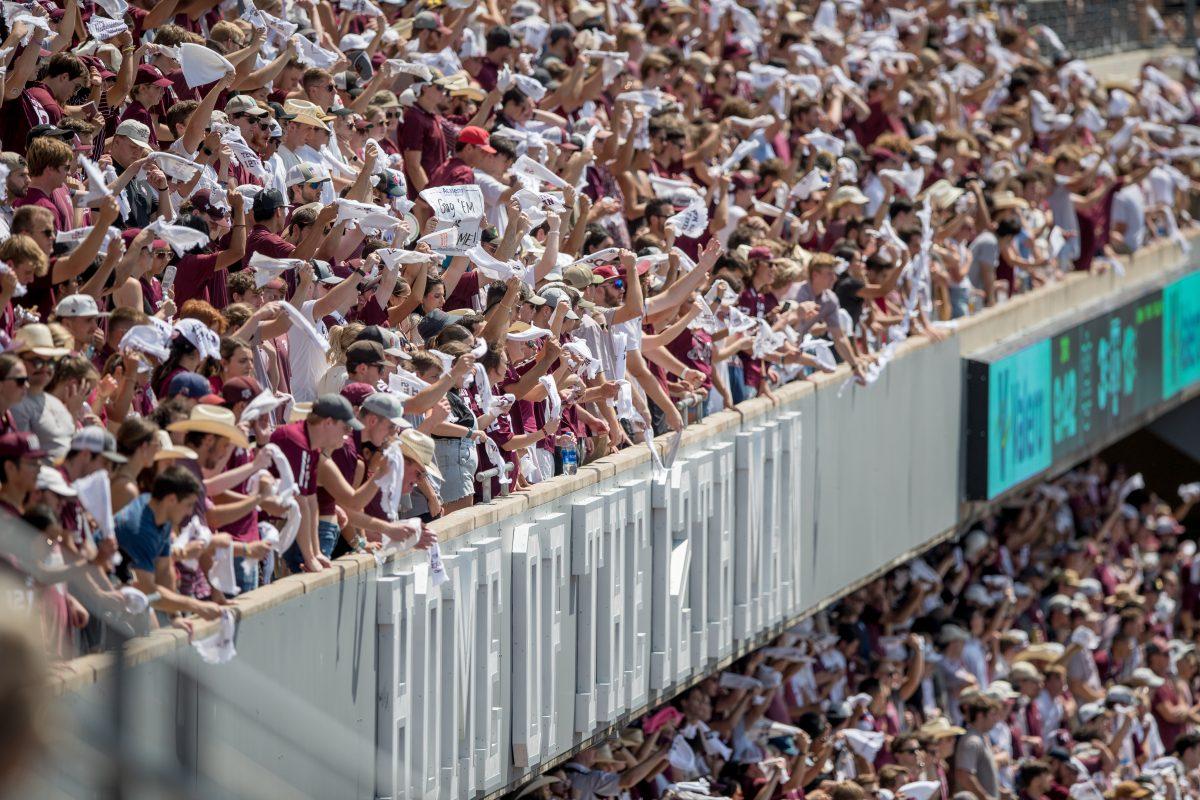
[340,381,376,407]
[0,432,47,460]
[198,394,226,405]
[135,64,173,88]
[458,125,496,154]
[592,265,619,282]
[221,376,262,407]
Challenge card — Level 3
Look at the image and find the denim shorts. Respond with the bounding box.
[283,520,342,572]
[433,436,478,503]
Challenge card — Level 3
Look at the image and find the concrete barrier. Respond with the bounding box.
[52,234,1199,800]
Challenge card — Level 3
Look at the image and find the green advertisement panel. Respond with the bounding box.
[1163,271,1200,399]
[984,339,1052,499]
[967,271,1197,501]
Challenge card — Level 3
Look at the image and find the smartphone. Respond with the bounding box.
[161,264,177,293]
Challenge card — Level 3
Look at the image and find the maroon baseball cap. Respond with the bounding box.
[0,432,47,460]
[135,64,173,88]
[747,245,773,261]
[340,381,376,408]
[593,265,619,282]
[221,376,262,407]
[189,189,228,218]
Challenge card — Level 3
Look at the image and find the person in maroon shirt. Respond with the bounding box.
[118,65,173,149]
[849,77,909,149]
[475,26,517,92]
[14,137,75,233]
[398,77,451,197]
[272,393,361,574]
[170,191,248,307]
[426,125,494,188]
[1,52,86,157]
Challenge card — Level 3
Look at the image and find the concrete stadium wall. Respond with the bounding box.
[47,232,1199,800]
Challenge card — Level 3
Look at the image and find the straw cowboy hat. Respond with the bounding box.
[167,406,251,449]
[399,429,443,480]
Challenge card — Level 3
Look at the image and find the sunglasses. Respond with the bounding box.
[612,278,626,290]
[22,357,53,368]
[3,375,28,386]
[308,180,330,190]
[385,111,400,120]
[153,250,171,258]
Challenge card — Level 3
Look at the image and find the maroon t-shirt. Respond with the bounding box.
[426,156,474,189]
[244,225,296,268]
[318,438,360,516]
[15,186,73,233]
[666,328,714,390]
[219,447,260,542]
[269,421,319,496]
[1153,681,1185,751]
[172,252,219,307]
[445,269,480,312]
[397,105,447,198]
[2,83,62,156]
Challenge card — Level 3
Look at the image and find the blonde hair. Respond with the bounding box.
[327,323,365,366]
[0,235,47,277]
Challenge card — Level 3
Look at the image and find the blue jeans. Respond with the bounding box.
[283,520,342,572]
[727,360,748,406]
[234,555,260,595]
[948,285,970,319]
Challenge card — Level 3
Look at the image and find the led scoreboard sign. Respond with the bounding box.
[965,271,1200,500]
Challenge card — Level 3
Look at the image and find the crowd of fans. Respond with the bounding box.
[0,0,1196,688]
[514,461,1200,800]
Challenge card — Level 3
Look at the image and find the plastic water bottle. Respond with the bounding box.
[560,441,578,475]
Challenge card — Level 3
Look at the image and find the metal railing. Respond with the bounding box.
[1022,0,1189,58]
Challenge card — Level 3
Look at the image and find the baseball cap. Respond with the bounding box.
[311,393,365,430]
[592,265,620,283]
[562,263,596,290]
[458,125,496,154]
[114,119,151,146]
[339,381,376,408]
[417,309,451,341]
[225,95,268,117]
[286,162,331,187]
[135,64,173,87]
[362,392,411,428]
[36,465,76,496]
[220,376,262,407]
[54,294,109,318]
[26,124,73,146]
[345,340,387,370]
[0,432,46,460]
[68,425,127,463]
[269,101,296,121]
[167,372,222,403]
[312,260,341,286]
[539,287,578,319]
[189,188,228,219]
[413,10,451,34]
[254,188,289,215]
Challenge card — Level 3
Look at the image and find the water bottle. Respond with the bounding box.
[560,440,578,476]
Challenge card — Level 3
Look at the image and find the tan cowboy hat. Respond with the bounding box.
[923,179,965,211]
[916,717,966,740]
[991,191,1030,211]
[619,728,645,748]
[398,429,442,481]
[12,323,70,358]
[288,402,312,423]
[590,743,623,768]
[516,775,563,798]
[152,430,198,462]
[167,406,251,449]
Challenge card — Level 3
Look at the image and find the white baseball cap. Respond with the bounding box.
[36,465,77,497]
[54,294,109,319]
[114,119,151,146]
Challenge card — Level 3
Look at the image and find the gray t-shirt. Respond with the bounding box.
[968,232,1000,291]
[11,391,74,458]
[788,281,843,338]
[954,729,999,798]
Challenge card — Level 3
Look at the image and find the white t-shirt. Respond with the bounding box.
[1110,184,1147,251]
[287,301,330,403]
[473,168,509,235]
